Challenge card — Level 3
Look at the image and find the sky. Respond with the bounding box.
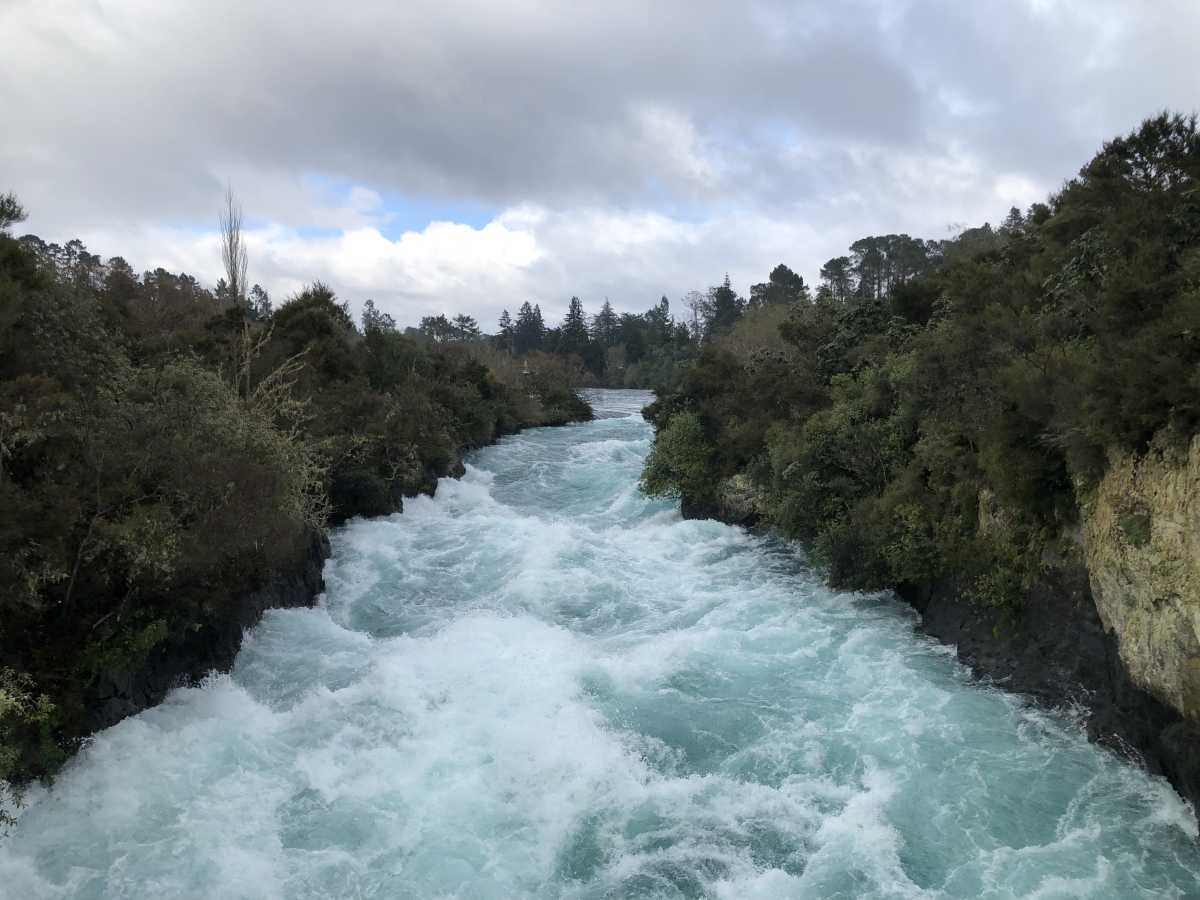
[2,0,1198,330]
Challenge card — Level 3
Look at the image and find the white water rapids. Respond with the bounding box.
[2,389,1199,898]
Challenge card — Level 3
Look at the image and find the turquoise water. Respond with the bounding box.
[2,389,1199,898]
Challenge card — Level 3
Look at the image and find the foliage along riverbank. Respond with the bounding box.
[0,197,591,805]
[639,114,1200,809]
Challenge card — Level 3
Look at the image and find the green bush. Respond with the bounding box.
[640,411,718,503]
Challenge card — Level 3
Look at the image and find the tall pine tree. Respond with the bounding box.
[559,296,590,355]
[514,301,546,354]
[496,309,514,353]
[703,275,744,337]
[590,299,619,347]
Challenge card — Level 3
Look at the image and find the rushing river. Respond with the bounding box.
[3,389,1200,898]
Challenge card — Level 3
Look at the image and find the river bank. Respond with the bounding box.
[62,398,594,781]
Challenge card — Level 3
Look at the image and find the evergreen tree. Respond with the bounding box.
[451,313,482,341]
[850,236,886,300]
[750,264,810,307]
[618,313,647,362]
[703,274,744,337]
[819,256,853,303]
[496,309,514,353]
[644,296,672,344]
[533,304,547,349]
[590,299,619,347]
[361,298,395,333]
[1000,206,1026,236]
[559,296,590,355]
[514,301,545,354]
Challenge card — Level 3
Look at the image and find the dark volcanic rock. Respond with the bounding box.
[678,475,763,528]
[898,565,1200,813]
[680,494,720,521]
[84,526,329,734]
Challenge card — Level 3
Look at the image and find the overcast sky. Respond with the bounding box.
[3,0,1198,329]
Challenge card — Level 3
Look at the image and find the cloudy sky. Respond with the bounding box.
[3,0,1198,329]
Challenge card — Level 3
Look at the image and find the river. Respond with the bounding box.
[2,389,1199,898]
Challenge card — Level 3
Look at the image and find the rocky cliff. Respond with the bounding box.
[1083,433,1200,722]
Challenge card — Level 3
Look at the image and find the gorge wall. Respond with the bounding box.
[1083,434,1200,722]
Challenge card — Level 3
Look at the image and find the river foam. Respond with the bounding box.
[2,389,1199,898]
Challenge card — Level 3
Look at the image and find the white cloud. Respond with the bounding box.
[3,0,1197,330]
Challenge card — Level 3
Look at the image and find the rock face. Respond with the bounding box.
[899,571,1200,811]
[1083,434,1200,721]
[715,473,767,527]
[679,473,768,525]
[679,473,767,526]
[83,526,330,734]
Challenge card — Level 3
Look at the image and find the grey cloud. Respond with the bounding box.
[1,0,1197,319]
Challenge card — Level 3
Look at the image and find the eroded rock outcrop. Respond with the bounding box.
[1083,434,1200,721]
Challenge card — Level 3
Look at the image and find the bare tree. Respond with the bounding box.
[219,185,260,399]
[219,184,248,308]
[683,290,707,342]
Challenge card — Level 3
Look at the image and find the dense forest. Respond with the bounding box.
[412,265,822,391]
[643,113,1200,607]
[414,293,701,389]
[0,195,590,800]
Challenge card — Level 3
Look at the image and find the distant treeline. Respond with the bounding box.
[0,198,590,797]
[643,113,1200,605]
[411,268,839,390]
[407,295,698,389]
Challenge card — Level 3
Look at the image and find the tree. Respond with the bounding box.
[558,296,590,355]
[640,411,716,503]
[590,299,619,347]
[0,192,26,233]
[99,256,139,317]
[219,185,248,310]
[218,186,261,399]
[703,274,744,338]
[644,296,672,344]
[850,237,886,300]
[514,301,546,354]
[496,309,514,354]
[683,290,707,341]
[249,284,273,321]
[361,298,395,334]
[750,264,810,308]
[819,256,853,303]
[451,314,481,341]
[419,314,455,343]
[618,313,646,362]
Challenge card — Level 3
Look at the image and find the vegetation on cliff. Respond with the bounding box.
[643,113,1200,611]
[0,193,590,800]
